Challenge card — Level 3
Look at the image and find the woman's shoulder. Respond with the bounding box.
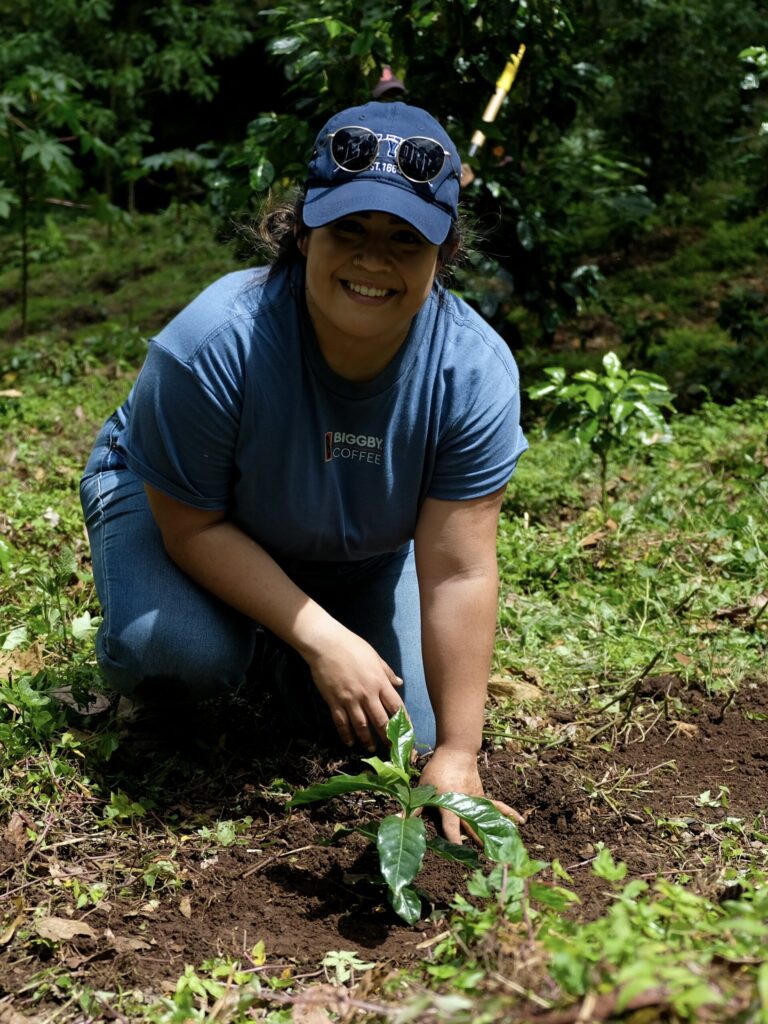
[153,265,295,363]
[430,287,519,383]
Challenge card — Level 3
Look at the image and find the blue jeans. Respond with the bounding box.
[79,416,436,749]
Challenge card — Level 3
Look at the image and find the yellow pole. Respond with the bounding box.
[468,44,526,157]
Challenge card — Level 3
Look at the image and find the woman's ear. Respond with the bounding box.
[295,226,310,258]
[438,236,459,270]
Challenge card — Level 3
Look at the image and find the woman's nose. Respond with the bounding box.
[355,234,392,269]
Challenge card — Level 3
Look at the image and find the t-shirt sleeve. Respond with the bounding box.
[427,350,528,501]
[122,341,241,510]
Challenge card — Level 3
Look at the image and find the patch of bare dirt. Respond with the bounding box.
[1,682,766,1006]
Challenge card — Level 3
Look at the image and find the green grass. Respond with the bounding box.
[1,209,767,1022]
[496,397,768,703]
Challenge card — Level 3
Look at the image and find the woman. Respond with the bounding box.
[81,101,528,839]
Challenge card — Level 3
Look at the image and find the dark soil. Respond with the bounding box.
[1,681,767,1006]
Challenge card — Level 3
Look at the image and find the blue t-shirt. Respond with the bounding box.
[115,264,527,572]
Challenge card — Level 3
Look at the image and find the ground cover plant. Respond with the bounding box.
[0,209,767,1022]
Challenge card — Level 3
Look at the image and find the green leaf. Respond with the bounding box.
[2,626,28,651]
[427,835,481,868]
[0,536,17,573]
[496,832,547,877]
[288,773,394,808]
[610,398,634,424]
[517,217,535,250]
[602,351,622,376]
[386,706,415,776]
[377,814,426,895]
[331,820,379,844]
[407,784,438,808]
[527,383,558,400]
[528,882,580,910]
[71,611,97,641]
[361,755,409,785]
[0,184,17,220]
[323,18,353,39]
[633,399,664,425]
[432,793,519,860]
[756,960,768,1014]
[592,846,628,881]
[544,366,567,384]
[584,385,604,412]
[248,158,274,192]
[268,36,303,55]
[21,133,74,175]
[388,884,421,924]
[574,418,599,446]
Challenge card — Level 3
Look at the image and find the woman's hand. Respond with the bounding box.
[305,627,405,751]
[419,746,523,844]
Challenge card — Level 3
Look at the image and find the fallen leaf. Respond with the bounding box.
[179,896,192,919]
[714,594,767,621]
[0,899,25,946]
[4,812,30,851]
[579,529,606,548]
[292,1007,334,1024]
[488,677,544,701]
[292,985,344,1024]
[670,721,699,738]
[49,688,112,715]
[0,389,23,398]
[48,860,88,881]
[673,653,692,666]
[35,917,96,942]
[0,646,45,676]
[0,997,39,1024]
[109,935,152,953]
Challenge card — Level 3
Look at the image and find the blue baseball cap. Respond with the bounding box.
[303,102,461,245]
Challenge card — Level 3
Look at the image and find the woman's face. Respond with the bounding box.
[298,211,440,370]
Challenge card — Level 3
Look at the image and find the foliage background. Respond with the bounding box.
[1,0,766,374]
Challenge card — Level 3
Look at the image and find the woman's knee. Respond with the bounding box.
[97,610,255,699]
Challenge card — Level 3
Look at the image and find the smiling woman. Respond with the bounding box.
[79,101,528,842]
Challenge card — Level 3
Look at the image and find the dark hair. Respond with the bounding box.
[245,189,473,286]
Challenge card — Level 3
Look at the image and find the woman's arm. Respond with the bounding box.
[414,488,521,840]
[144,484,404,749]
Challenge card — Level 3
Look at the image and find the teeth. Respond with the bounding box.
[346,281,389,298]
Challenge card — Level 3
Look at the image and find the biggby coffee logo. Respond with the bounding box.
[324,430,384,465]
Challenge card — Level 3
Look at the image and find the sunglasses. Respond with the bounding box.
[327,125,454,184]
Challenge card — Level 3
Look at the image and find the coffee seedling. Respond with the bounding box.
[289,708,519,924]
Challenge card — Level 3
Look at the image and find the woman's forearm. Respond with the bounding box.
[152,506,339,662]
[419,569,499,754]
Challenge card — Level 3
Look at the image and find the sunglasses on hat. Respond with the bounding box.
[327,125,454,184]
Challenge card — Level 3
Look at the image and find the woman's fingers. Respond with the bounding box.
[489,798,525,825]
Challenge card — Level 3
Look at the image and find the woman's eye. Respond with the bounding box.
[393,230,424,246]
[333,218,365,235]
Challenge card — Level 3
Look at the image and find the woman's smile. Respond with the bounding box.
[341,279,395,301]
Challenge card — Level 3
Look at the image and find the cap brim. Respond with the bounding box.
[303,179,452,245]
